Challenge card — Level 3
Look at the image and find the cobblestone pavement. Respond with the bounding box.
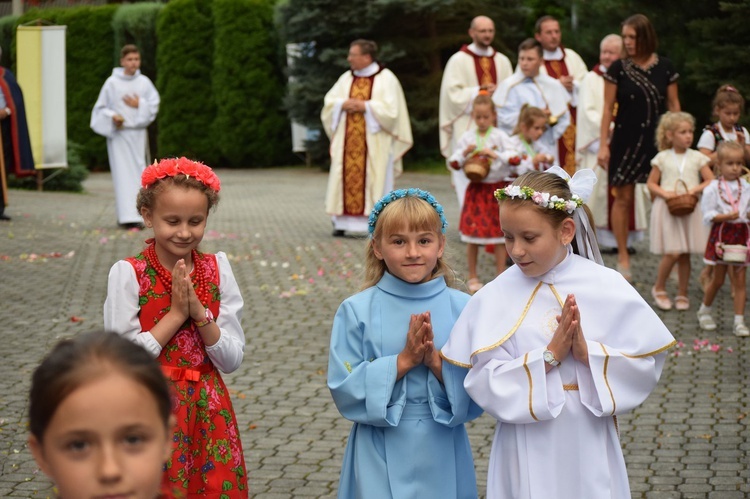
[0,168,747,498]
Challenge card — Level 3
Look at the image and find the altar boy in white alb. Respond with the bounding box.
[493,39,570,166]
[91,45,159,227]
[442,168,675,499]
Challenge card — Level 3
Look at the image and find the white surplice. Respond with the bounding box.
[493,71,570,166]
[442,251,675,499]
[91,68,160,225]
[321,63,412,233]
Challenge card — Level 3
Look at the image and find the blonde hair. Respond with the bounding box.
[513,104,547,135]
[716,140,745,165]
[362,196,457,290]
[655,111,695,151]
[500,171,596,256]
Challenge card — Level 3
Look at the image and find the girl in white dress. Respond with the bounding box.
[506,104,555,177]
[647,112,713,311]
[441,167,675,499]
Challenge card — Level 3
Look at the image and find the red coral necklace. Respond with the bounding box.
[143,243,212,306]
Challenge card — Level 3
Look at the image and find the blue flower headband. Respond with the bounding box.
[368,188,448,236]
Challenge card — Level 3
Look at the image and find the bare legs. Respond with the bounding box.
[611,184,635,272]
[703,265,747,315]
[654,253,690,296]
[467,243,507,291]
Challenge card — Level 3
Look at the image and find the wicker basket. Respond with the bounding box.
[666,179,698,217]
[463,154,491,183]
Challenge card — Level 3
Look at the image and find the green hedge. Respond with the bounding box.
[212,0,290,166]
[156,0,219,164]
[112,3,163,82]
[17,6,118,169]
[0,15,17,69]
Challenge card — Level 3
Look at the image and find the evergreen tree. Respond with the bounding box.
[687,0,750,124]
[277,0,527,166]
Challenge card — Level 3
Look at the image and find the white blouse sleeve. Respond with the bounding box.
[103,260,163,358]
[700,184,721,225]
[696,129,716,151]
[205,252,246,373]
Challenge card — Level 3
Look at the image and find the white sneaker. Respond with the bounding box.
[733,323,749,337]
[697,312,717,331]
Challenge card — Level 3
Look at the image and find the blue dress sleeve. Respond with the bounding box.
[327,299,407,427]
[427,361,483,427]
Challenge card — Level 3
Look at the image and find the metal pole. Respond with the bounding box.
[12,0,23,16]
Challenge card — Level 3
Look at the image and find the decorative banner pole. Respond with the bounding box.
[17,24,68,189]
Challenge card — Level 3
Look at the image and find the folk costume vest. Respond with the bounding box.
[127,244,248,498]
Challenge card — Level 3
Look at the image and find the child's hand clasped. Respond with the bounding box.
[547,294,588,369]
[397,312,443,381]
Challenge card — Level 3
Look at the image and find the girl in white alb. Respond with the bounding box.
[441,167,675,499]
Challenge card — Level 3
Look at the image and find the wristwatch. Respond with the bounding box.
[543,349,560,367]
[194,308,214,328]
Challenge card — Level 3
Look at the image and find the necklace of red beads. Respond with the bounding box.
[143,243,213,306]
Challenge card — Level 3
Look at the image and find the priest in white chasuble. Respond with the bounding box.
[322,39,412,237]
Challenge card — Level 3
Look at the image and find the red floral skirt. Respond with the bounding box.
[459,181,508,242]
[161,365,248,498]
[704,221,750,266]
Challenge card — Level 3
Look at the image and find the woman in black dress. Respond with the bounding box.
[597,13,680,280]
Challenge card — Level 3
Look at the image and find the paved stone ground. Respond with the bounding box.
[0,168,747,498]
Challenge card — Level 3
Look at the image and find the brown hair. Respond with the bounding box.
[534,15,558,34]
[655,111,695,151]
[120,44,140,58]
[518,38,543,58]
[363,196,457,290]
[500,171,596,256]
[29,331,172,441]
[513,104,547,135]
[716,140,745,165]
[472,94,494,113]
[622,14,657,59]
[136,174,220,214]
[350,39,378,60]
[712,84,746,117]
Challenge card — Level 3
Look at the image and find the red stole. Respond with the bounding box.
[544,49,577,175]
[342,66,381,216]
[460,45,498,87]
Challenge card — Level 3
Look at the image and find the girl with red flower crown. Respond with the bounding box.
[104,157,248,498]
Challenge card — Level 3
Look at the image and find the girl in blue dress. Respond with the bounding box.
[327,188,482,499]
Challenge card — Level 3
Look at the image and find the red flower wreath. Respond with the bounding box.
[141,157,221,192]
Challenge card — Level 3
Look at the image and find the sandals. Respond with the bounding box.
[651,287,672,311]
[467,277,484,294]
[674,296,690,311]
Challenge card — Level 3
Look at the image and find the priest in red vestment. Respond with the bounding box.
[534,15,588,175]
[439,15,513,209]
